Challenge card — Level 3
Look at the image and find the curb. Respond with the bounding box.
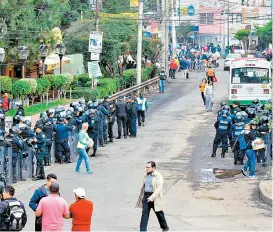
[259,180,272,205]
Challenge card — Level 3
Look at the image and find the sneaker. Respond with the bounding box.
[241,169,247,176]
[248,175,258,179]
[75,170,80,173]
[87,171,94,174]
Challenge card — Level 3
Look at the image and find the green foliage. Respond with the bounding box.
[12,80,31,98]
[42,74,64,90]
[70,75,79,89]
[234,29,250,42]
[0,76,12,93]
[36,78,51,95]
[97,78,117,97]
[62,73,74,88]
[6,99,72,116]
[21,78,37,95]
[176,23,193,40]
[255,20,272,47]
[102,0,131,13]
[77,73,90,86]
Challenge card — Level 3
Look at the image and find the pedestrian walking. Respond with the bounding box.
[179,57,188,79]
[199,78,207,105]
[69,188,94,231]
[76,123,94,174]
[169,59,177,79]
[29,173,58,231]
[35,183,70,231]
[136,93,148,126]
[240,124,257,178]
[0,185,27,231]
[206,66,215,84]
[204,80,214,112]
[115,96,127,139]
[158,67,166,93]
[136,161,169,232]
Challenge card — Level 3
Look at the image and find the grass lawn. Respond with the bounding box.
[6,99,73,117]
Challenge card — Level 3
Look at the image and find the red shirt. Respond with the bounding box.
[170,61,177,70]
[2,98,9,110]
[69,198,94,231]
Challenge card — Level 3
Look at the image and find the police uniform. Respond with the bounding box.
[86,114,99,156]
[54,122,73,163]
[212,115,232,158]
[232,122,245,164]
[130,100,138,137]
[108,105,116,142]
[126,101,133,136]
[33,131,47,180]
[35,119,54,166]
[97,105,108,146]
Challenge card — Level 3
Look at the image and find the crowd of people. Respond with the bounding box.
[212,99,272,178]
[0,93,149,183]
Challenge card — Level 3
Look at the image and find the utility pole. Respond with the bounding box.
[165,0,170,80]
[170,0,177,58]
[136,0,144,86]
[159,0,166,71]
[95,0,100,30]
[227,0,230,49]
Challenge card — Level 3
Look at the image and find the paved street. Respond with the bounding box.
[15,64,272,231]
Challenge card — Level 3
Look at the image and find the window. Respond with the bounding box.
[199,13,213,24]
[229,13,242,24]
[231,68,269,84]
[207,13,214,24]
[200,13,206,24]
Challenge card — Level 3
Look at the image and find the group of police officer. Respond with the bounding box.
[212,99,272,166]
[0,95,142,183]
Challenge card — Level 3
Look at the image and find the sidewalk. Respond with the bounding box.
[259,180,272,205]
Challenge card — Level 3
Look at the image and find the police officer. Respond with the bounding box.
[35,113,54,166]
[54,117,74,164]
[211,110,232,158]
[230,101,241,123]
[231,114,245,165]
[115,96,127,139]
[13,102,25,125]
[126,97,133,136]
[5,127,24,183]
[108,102,116,143]
[130,97,138,138]
[0,99,6,130]
[97,100,109,146]
[32,125,47,181]
[86,109,99,157]
[73,106,84,132]
[46,109,55,124]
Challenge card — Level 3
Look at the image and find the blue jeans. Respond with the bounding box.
[131,117,137,136]
[243,149,256,176]
[76,148,91,172]
[205,95,214,111]
[159,80,165,92]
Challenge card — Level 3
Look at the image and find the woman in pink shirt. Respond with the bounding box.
[36,183,70,231]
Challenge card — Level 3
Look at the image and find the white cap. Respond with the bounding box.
[73,188,86,198]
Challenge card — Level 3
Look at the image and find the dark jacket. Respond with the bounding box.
[244,131,255,150]
[0,197,27,231]
[29,185,49,211]
[115,101,127,117]
[54,123,73,140]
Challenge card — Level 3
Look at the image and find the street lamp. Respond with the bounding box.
[0,48,5,94]
[17,46,29,78]
[56,42,66,74]
[38,44,48,76]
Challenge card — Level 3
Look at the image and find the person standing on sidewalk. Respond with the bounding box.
[69,188,94,231]
[115,96,128,139]
[204,81,215,112]
[136,93,148,127]
[76,123,94,174]
[136,161,169,232]
[199,78,207,105]
[29,173,57,231]
[35,183,70,231]
[169,59,177,79]
[158,67,166,93]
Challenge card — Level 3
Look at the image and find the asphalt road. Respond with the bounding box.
[14,63,272,231]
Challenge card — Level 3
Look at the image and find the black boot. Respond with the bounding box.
[32,167,41,181]
[256,154,261,163]
[90,149,97,157]
[116,136,121,139]
[65,157,71,163]
[211,153,216,158]
[108,138,113,143]
[221,152,225,158]
[40,166,46,179]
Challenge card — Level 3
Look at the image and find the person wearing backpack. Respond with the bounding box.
[29,173,57,231]
[136,93,148,127]
[0,185,27,231]
[240,124,257,178]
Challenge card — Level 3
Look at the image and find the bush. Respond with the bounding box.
[21,78,37,95]
[12,80,31,99]
[97,78,117,97]
[70,75,79,89]
[42,74,64,90]
[70,89,100,101]
[36,78,51,95]
[62,73,74,87]
[0,76,12,93]
[122,69,137,87]
[77,73,90,87]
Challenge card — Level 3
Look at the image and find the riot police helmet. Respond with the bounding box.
[252,99,260,104]
[220,101,227,107]
[234,114,243,123]
[222,105,230,111]
[87,103,94,109]
[88,109,97,117]
[11,126,20,135]
[24,120,31,129]
[79,99,85,105]
[93,102,98,108]
[245,107,256,118]
[221,110,229,118]
[46,109,55,116]
[57,117,65,123]
[66,109,73,119]
[250,120,258,126]
[261,115,269,124]
[15,102,23,108]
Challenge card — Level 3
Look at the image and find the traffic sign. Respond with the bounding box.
[188,5,195,16]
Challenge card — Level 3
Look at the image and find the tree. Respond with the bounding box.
[21,78,37,105]
[234,29,250,50]
[102,0,131,14]
[12,80,31,104]
[36,78,50,104]
[0,76,12,93]
[255,20,272,48]
[176,23,193,42]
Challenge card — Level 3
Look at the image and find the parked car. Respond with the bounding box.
[224,53,242,71]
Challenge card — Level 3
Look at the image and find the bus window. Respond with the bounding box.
[231,68,269,84]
